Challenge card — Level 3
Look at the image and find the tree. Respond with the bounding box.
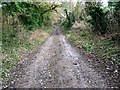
[85,2,108,35]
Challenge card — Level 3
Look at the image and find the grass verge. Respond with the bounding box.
[64,28,119,63]
[1,26,52,83]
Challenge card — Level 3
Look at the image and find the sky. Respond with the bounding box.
[101,0,109,6]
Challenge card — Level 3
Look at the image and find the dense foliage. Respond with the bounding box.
[62,9,75,29]
[62,1,120,35]
[85,2,108,35]
[2,2,59,29]
[2,2,59,49]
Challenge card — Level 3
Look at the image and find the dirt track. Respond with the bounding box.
[8,27,113,88]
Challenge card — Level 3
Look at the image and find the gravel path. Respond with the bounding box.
[9,27,109,88]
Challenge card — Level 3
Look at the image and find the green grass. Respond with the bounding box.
[65,29,119,63]
[1,27,52,83]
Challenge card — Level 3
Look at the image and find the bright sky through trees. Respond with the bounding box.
[101,0,109,6]
[59,0,109,7]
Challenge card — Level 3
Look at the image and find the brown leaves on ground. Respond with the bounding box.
[30,30,48,41]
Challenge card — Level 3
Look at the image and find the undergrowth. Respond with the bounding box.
[1,26,52,83]
[65,29,119,63]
